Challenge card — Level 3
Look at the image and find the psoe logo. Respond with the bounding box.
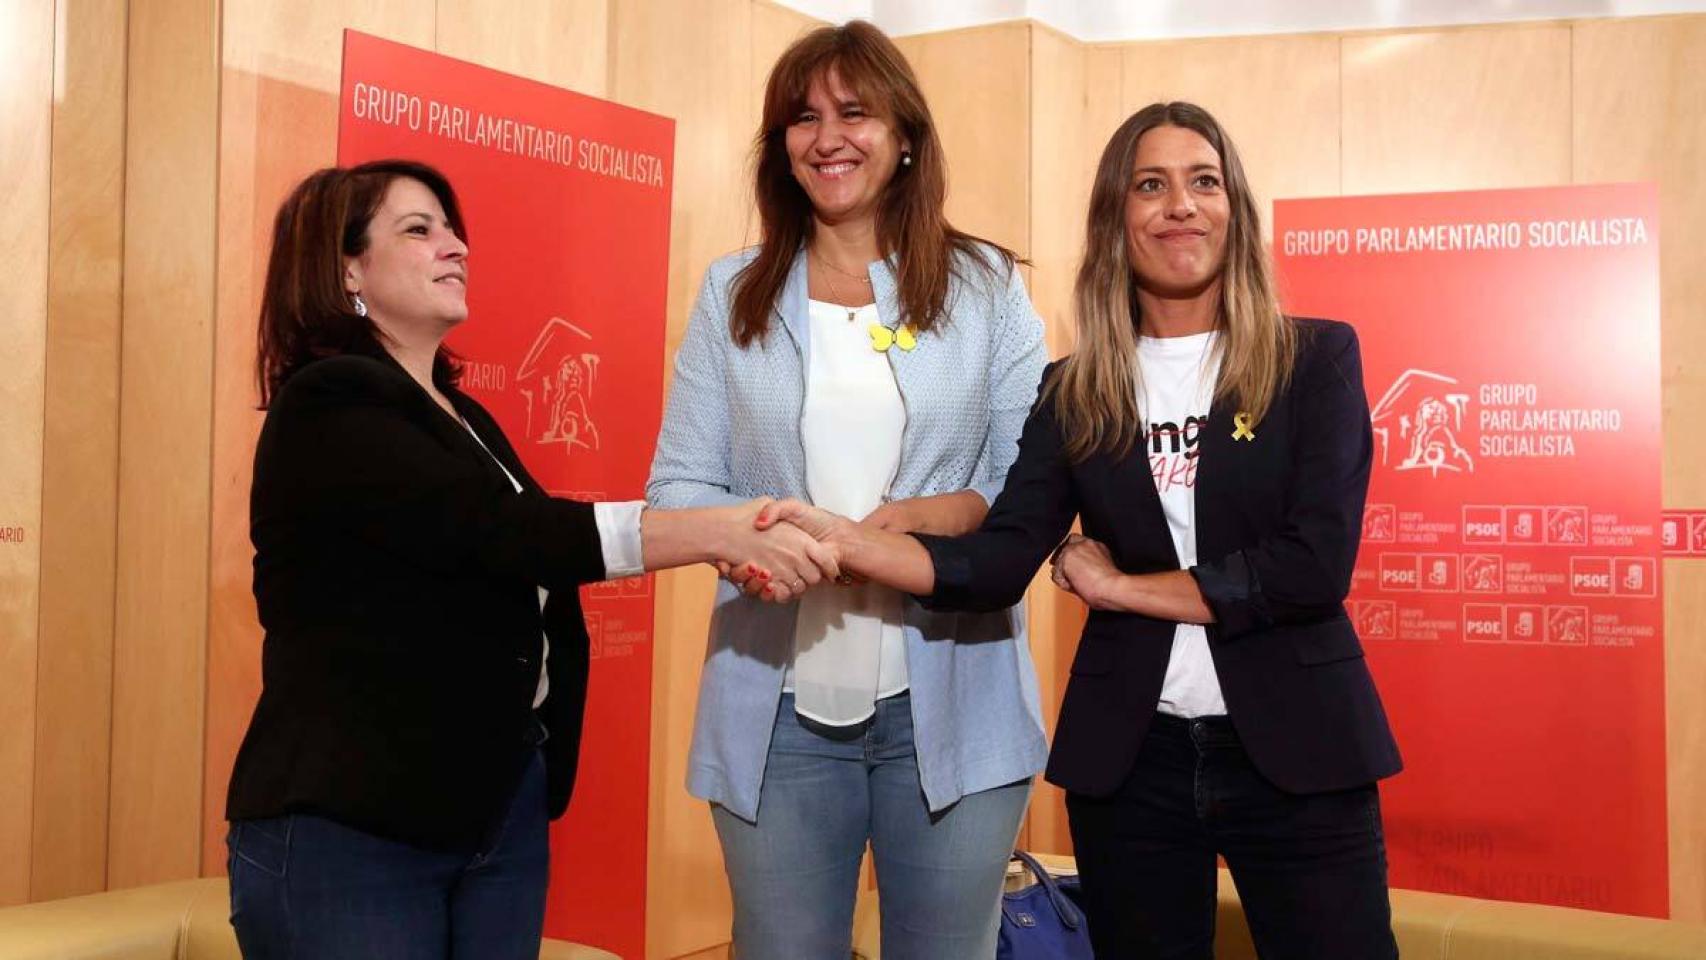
[517,317,602,456]
[1369,369,1473,476]
[1378,553,1419,591]
[1462,603,1504,642]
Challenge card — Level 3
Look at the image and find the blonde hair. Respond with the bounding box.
[1045,102,1295,461]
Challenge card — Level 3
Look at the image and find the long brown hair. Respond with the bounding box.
[255,159,466,407]
[1045,101,1294,461]
[730,20,1015,347]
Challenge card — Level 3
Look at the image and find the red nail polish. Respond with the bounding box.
[758,570,771,580]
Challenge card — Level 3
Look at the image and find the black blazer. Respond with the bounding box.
[226,347,608,853]
[917,318,1401,798]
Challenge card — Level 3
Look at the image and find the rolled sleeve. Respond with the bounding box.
[593,500,645,579]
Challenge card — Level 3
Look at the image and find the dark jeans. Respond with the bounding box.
[226,749,549,960]
[1066,714,1398,960]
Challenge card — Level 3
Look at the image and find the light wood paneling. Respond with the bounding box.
[203,0,437,875]
[436,0,609,97]
[1342,25,1570,195]
[1023,23,1085,857]
[1122,33,1340,239]
[0,0,56,909]
[895,23,1031,257]
[612,1,768,952]
[109,0,220,889]
[1573,15,1706,922]
[1028,25,1085,357]
[33,0,127,902]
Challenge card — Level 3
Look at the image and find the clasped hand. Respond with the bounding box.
[1049,533,1125,610]
[714,498,868,603]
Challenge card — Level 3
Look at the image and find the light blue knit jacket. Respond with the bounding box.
[646,243,1051,822]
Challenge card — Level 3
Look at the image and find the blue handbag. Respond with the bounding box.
[996,850,1094,960]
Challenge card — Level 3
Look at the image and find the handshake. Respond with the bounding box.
[705,494,1130,609]
[711,497,869,604]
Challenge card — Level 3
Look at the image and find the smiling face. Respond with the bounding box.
[344,176,469,338]
[783,67,909,228]
[1123,124,1231,301]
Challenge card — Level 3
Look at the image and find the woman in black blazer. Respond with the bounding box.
[225,160,835,960]
[754,103,1402,959]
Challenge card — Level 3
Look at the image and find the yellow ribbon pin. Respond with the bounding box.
[1231,411,1256,441]
[869,323,917,353]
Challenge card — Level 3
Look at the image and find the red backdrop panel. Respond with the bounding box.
[339,30,673,955]
[1274,184,1666,916]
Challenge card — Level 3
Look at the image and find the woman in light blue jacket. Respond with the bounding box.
[645,21,1049,960]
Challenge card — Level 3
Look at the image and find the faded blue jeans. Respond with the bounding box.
[226,749,548,960]
[713,692,1031,960]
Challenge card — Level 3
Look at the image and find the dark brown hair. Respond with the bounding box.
[256,159,466,407]
[731,20,1016,347]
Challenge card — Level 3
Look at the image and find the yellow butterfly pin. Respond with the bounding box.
[869,323,917,353]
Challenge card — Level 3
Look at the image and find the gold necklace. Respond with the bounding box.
[813,248,873,285]
[812,248,914,352]
[814,251,865,324]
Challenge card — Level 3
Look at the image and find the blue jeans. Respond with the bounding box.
[713,692,1031,960]
[226,750,549,960]
[1067,714,1398,960]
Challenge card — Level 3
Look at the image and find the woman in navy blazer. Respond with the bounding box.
[755,103,1402,959]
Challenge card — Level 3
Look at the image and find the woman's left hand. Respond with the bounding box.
[1051,534,1127,611]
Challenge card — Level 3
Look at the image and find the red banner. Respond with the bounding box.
[1275,184,1666,916]
[340,30,673,954]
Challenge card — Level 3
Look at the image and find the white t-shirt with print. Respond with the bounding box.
[1137,330,1227,718]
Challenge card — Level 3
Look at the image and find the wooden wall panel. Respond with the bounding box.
[895,23,1031,257]
[1021,37,1127,857]
[0,0,56,909]
[1022,24,1086,858]
[33,0,127,902]
[610,1,772,952]
[1342,25,1570,195]
[1121,33,1340,240]
[203,0,437,875]
[1573,14,1706,922]
[109,0,220,889]
[436,0,609,96]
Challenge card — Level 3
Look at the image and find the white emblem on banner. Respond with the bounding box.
[1370,368,1474,476]
[517,317,602,455]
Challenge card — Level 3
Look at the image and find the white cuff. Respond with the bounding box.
[593,500,646,580]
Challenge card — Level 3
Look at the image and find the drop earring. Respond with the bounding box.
[900,150,912,167]
[352,293,368,317]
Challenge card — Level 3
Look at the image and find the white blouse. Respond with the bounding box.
[786,299,910,726]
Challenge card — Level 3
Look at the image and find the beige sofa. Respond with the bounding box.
[0,878,621,960]
[852,856,1706,959]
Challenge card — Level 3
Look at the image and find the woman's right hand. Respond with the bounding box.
[753,497,940,598]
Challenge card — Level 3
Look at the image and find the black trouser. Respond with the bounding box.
[1066,714,1399,959]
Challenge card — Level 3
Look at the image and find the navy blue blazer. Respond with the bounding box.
[917,318,1402,798]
